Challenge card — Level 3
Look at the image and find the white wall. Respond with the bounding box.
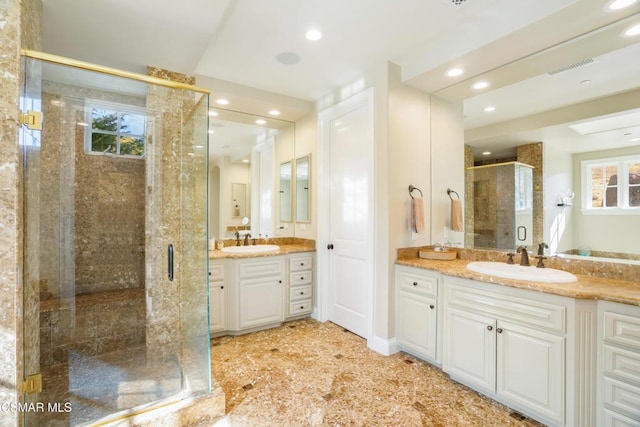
[430,96,465,246]
[544,144,573,254]
[274,124,295,237]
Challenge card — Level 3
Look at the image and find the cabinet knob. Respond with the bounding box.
[413,282,418,286]
[300,263,304,266]
[278,280,282,284]
[220,286,224,290]
[300,306,304,309]
[300,276,304,280]
[300,291,304,295]
[486,325,493,331]
[496,328,503,334]
[429,304,435,309]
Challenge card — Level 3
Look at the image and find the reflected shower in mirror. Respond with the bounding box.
[279,161,292,222]
[295,155,310,222]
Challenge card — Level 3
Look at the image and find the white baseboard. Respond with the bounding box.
[368,336,398,356]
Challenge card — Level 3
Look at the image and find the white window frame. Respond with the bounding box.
[84,100,146,159]
[581,154,640,215]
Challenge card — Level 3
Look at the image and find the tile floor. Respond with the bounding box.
[209,318,543,426]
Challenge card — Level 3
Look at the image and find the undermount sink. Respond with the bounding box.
[466,261,578,283]
[220,244,280,254]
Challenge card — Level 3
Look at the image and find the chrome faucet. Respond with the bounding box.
[517,246,530,266]
[243,233,251,246]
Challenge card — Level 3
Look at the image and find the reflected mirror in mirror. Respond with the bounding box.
[280,161,292,222]
[436,14,640,262]
[208,108,295,239]
[295,155,310,222]
[231,182,247,218]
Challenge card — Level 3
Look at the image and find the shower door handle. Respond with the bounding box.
[168,244,174,281]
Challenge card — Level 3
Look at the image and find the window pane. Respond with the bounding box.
[630,186,640,207]
[629,163,640,185]
[605,166,618,207]
[590,166,604,208]
[122,113,145,135]
[120,135,144,156]
[91,133,116,153]
[92,109,119,131]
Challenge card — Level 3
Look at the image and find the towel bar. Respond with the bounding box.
[408,185,423,199]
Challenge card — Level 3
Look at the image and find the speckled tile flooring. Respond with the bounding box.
[209,318,543,426]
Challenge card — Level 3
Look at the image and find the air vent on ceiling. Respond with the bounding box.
[450,0,468,5]
[547,57,599,76]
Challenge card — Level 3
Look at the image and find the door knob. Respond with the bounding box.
[327,243,334,250]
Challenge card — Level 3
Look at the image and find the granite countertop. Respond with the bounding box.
[209,244,316,260]
[396,257,640,307]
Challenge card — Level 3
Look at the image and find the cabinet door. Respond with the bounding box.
[209,282,226,333]
[444,308,496,394]
[397,290,437,361]
[239,276,283,329]
[496,321,564,425]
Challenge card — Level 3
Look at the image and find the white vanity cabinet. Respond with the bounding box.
[395,266,440,364]
[598,301,640,426]
[442,276,596,427]
[236,257,285,330]
[287,254,314,319]
[208,261,226,334]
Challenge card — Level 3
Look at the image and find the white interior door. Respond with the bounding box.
[319,88,374,339]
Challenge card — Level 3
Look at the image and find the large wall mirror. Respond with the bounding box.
[295,155,310,222]
[208,109,295,240]
[435,13,640,262]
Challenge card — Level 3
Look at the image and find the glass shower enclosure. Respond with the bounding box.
[19,51,210,426]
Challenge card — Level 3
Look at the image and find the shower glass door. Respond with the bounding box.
[20,56,210,426]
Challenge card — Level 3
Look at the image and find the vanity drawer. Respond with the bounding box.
[238,258,283,279]
[604,377,640,420]
[289,300,312,316]
[604,344,640,385]
[290,285,312,301]
[290,271,312,286]
[446,283,566,333]
[604,311,640,352]
[397,268,438,297]
[289,255,313,272]
[209,263,224,281]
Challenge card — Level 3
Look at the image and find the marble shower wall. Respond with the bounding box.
[517,142,543,246]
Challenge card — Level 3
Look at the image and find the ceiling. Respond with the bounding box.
[41,0,640,139]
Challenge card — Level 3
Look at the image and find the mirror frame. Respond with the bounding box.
[295,154,311,223]
[231,182,247,219]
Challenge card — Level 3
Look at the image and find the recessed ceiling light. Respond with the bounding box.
[606,0,637,11]
[623,23,640,37]
[472,81,489,90]
[242,159,250,163]
[482,151,491,156]
[630,137,640,142]
[484,106,496,112]
[305,29,322,41]
[208,110,219,116]
[580,79,592,85]
[215,98,229,105]
[208,130,215,134]
[268,110,281,116]
[276,52,301,65]
[446,67,465,77]
[255,119,267,125]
